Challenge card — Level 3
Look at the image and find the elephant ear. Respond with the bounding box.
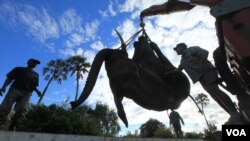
[71,49,112,109]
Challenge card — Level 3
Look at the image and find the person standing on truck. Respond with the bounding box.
[166,43,242,124]
[0,58,42,130]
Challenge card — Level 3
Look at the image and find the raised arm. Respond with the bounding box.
[0,78,13,96]
[179,114,184,125]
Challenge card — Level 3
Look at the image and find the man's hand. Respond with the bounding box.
[0,87,6,96]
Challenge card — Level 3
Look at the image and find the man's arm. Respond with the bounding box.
[0,78,13,96]
[179,114,185,125]
[164,64,184,75]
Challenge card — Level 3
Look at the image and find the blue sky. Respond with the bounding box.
[0,0,239,136]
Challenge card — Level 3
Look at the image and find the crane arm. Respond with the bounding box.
[140,0,220,19]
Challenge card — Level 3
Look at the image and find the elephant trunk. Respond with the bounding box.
[71,49,111,109]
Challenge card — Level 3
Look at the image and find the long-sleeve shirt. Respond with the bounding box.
[170,111,184,125]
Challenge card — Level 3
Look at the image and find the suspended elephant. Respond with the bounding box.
[70,31,190,127]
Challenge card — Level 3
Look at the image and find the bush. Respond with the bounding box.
[185,132,203,139]
[154,126,174,138]
[16,103,120,136]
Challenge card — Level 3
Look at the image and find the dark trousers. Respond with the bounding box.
[172,122,183,137]
[0,87,31,129]
[199,69,238,116]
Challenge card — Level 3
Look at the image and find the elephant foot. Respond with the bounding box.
[118,111,128,127]
[242,109,250,123]
[224,114,245,125]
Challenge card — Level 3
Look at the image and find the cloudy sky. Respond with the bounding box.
[0,0,238,135]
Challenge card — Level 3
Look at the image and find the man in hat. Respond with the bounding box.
[167,43,241,123]
[0,58,41,130]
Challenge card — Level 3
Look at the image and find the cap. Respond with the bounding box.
[173,43,187,51]
[28,58,41,64]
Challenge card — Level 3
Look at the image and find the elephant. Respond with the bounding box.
[70,32,190,127]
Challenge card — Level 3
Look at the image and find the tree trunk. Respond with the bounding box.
[37,73,55,104]
[189,95,203,113]
[75,72,79,101]
[202,104,210,131]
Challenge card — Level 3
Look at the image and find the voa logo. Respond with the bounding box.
[226,129,246,136]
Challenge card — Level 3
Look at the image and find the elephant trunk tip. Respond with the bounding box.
[70,101,80,110]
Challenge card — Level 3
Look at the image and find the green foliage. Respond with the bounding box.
[184,132,204,139]
[66,55,90,79]
[139,118,165,138]
[154,126,174,138]
[38,59,69,104]
[195,93,211,130]
[204,124,218,140]
[195,93,210,108]
[43,59,69,84]
[123,130,140,138]
[16,103,120,136]
[66,55,90,101]
[93,102,120,136]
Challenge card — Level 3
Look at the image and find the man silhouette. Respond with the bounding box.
[168,43,241,123]
[169,109,184,138]
[0,58,41,130]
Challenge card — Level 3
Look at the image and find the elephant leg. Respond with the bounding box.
[114,95,128,127]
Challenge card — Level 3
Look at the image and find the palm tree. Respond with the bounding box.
[66,55,90,101]
[195,93,210,131]
[37,59,68,104]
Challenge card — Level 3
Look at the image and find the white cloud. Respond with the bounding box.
[90,41,106,51]
[65,33,85,48]
[58,48,76,57]
[118,0,166,19]
[0,1,59,51]
[99,0,119,19]
[0,1,18,26]
[21,7,58,41]
[59,8,84,34]
[16,3,59,42]
[83,49,97,63]
[59,10,100,55]
[0,2,100,54]
[114,19,137,42]
[108,1,117,16]
[99,10,109,19]
[84,19,100,41]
